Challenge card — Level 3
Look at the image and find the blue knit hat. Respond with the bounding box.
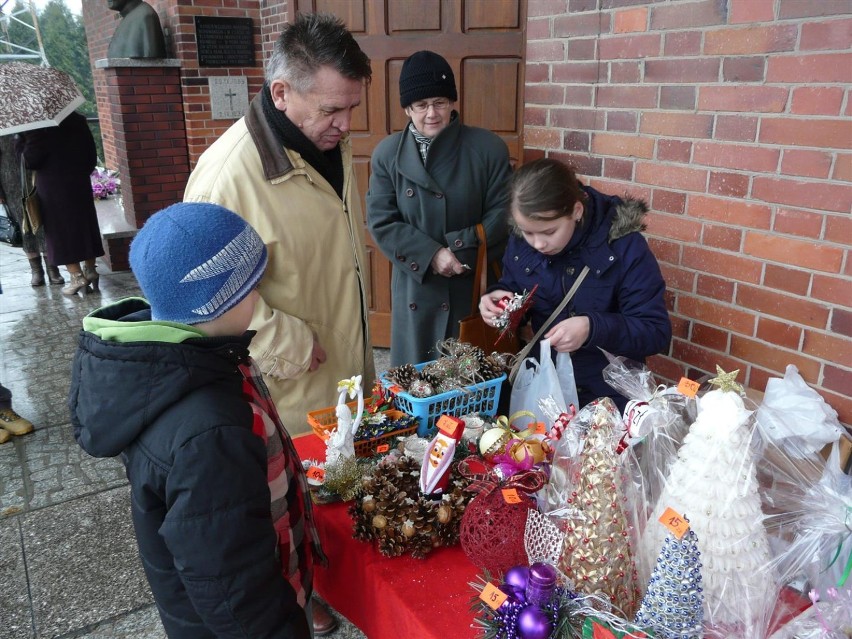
[130,202,267,325]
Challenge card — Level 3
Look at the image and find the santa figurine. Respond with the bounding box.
[420,415,465,496]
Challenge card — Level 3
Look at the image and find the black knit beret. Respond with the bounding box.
[398,50,458,108]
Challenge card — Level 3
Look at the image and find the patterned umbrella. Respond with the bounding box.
[0,62,85,136]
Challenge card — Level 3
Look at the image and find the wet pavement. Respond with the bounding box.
[0,240,375,638]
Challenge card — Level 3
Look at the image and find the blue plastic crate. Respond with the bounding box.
[380,361,506,437]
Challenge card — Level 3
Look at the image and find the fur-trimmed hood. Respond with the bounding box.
[608,196,649,242]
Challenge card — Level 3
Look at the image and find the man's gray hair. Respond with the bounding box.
[266,13,372,93]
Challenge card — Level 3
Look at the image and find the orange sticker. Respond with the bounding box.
[659,507,689,539]
[502,488,522,504]
[306,466,326,482]
[479,582,508,610]
[532,422,546,435]
[375,444,390,454]
[677,377,700,398]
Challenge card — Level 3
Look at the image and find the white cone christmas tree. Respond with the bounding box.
[643,368,774,635]
[635,515,704,638]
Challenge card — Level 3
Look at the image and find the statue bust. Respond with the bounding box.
[106,0,167,59]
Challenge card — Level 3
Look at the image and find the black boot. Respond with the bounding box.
[28,257,45,287]
[45,263,64,285]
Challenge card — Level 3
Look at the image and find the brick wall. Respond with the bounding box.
[525,0,852,424]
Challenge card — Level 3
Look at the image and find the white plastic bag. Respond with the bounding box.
[509,339,579,429]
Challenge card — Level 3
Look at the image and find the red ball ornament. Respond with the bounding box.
[459,488,537,576]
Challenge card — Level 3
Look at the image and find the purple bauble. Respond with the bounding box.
[501,583,526,604]
[517,606,552,639]
[504,565,530,591]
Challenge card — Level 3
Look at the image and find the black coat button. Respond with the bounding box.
[435,192,444,199]
[397,254,406,262]
[405,188,414,197]
[567,266,575,275]
[410,262,419,271]
[440,303,449,311]
[409,303,417,310]
[454,239,463,248]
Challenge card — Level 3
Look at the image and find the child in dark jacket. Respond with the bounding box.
[69,202,325,638]
[479,159,672,410]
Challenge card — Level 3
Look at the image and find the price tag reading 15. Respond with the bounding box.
[479,582,508,610]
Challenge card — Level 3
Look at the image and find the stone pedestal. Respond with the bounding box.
[94,58,188,270]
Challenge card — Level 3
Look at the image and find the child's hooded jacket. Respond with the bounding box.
[69,298,313,639]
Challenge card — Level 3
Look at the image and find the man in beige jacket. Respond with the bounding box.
[184,13,375,439]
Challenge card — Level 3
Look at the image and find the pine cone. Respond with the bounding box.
[386,363,418,390]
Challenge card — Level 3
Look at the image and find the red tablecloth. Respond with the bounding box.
[294,433,480,639]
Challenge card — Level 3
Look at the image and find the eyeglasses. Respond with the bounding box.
[408,98,452,113]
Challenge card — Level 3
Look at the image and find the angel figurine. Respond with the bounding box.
[325,375,364,466]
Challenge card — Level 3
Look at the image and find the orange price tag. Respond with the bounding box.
[375,444,390,454]
[659,506,689,539]
[479,582,508,610]
[306,465,326,482]
[677,377,700,398]
[532,421,546,435]
[502,488,522,504]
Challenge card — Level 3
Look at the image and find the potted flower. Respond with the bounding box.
[91,168,119,200]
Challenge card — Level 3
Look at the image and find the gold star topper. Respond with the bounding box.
[707,365,744,394]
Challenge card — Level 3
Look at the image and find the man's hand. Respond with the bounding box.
[545,317,590,353]
[309,332,327,372]
[430,247,467,277]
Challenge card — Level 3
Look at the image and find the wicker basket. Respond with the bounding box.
[306,403,416,458]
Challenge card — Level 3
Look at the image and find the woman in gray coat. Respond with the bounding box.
[367,50,512,366]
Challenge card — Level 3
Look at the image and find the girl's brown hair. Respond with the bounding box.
[510,158,587,222]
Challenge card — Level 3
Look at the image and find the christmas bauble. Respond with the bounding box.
[504,565,530,591]
[517,606,552,639]
[479,427,510,461]
[459,487,536,575]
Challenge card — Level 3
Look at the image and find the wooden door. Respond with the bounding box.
[294,0,527,346]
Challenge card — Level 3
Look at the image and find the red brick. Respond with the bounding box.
[554,12,609,37]
[804,331,852,366]
[831,154,852,182]
[819,389,852,428]
[524,106,547,126]
[756,317,802,350]
[588,178,651,202]
[603,158,634,180]
[635,162,708,192]
[790,87,845,116]
[823,365,852,398]
[526,127,562,150]
[696,273,736,302]
[597,86,657,109]
[761,118,852,150]
[780,150,833,179]
[526,84,565,105]
[552,61,600,83]
[651,189,685,215]
[767,54,852,83]
[714,115,758,142]
[647,237,682,265]
[551,108,604,130]
[722,56,766,82]
[598,34,661,60]
[702,224,743,252]
[564,86,595,105]
[527,17,553,40]
[550,152,602,177]
[657,139,692,163]
[609,61,642,83]
[704,25,798,55]
[694,142,780,173]
[731,335,821,380]
[730,0,775,23]
[660,86,696,110]
[523,148,547,163]
[831,309,852,338]
[641,112,713,138]
[568,38,598,60]
[645,58,719,83]
[569,0,597,10]
[592,132,655,158]
[763,263,811,296]
[614,7,648,33]
[564,131,591,152]
[659,264,695,291]
[699,86,788,113]
[693,323,729,351]
[647,212,702,242]
[663,31,702,56]
[746,232,843,272]
[737,284,831,329]
[529,0,569,17]
[525,63,550,84]
[527,40,565,62]
[773,208,825,239]
[672,340,745,376]
[801,17,852,51]
[650,0,727,29]
[779,0,852,20]
[812,274,852,306]
[683,246,763,284]
[648,353,687,383]
[708,172,749,197]
[688,194,772,229]
[606,111,638,132]
[825,214,852,243]
[752,177,852,214]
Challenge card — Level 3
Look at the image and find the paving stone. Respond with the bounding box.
[70,605,166,639]
[0,518,34,639]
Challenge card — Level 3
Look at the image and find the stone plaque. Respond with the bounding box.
[195,16,254,67]
[209,76,249,120]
